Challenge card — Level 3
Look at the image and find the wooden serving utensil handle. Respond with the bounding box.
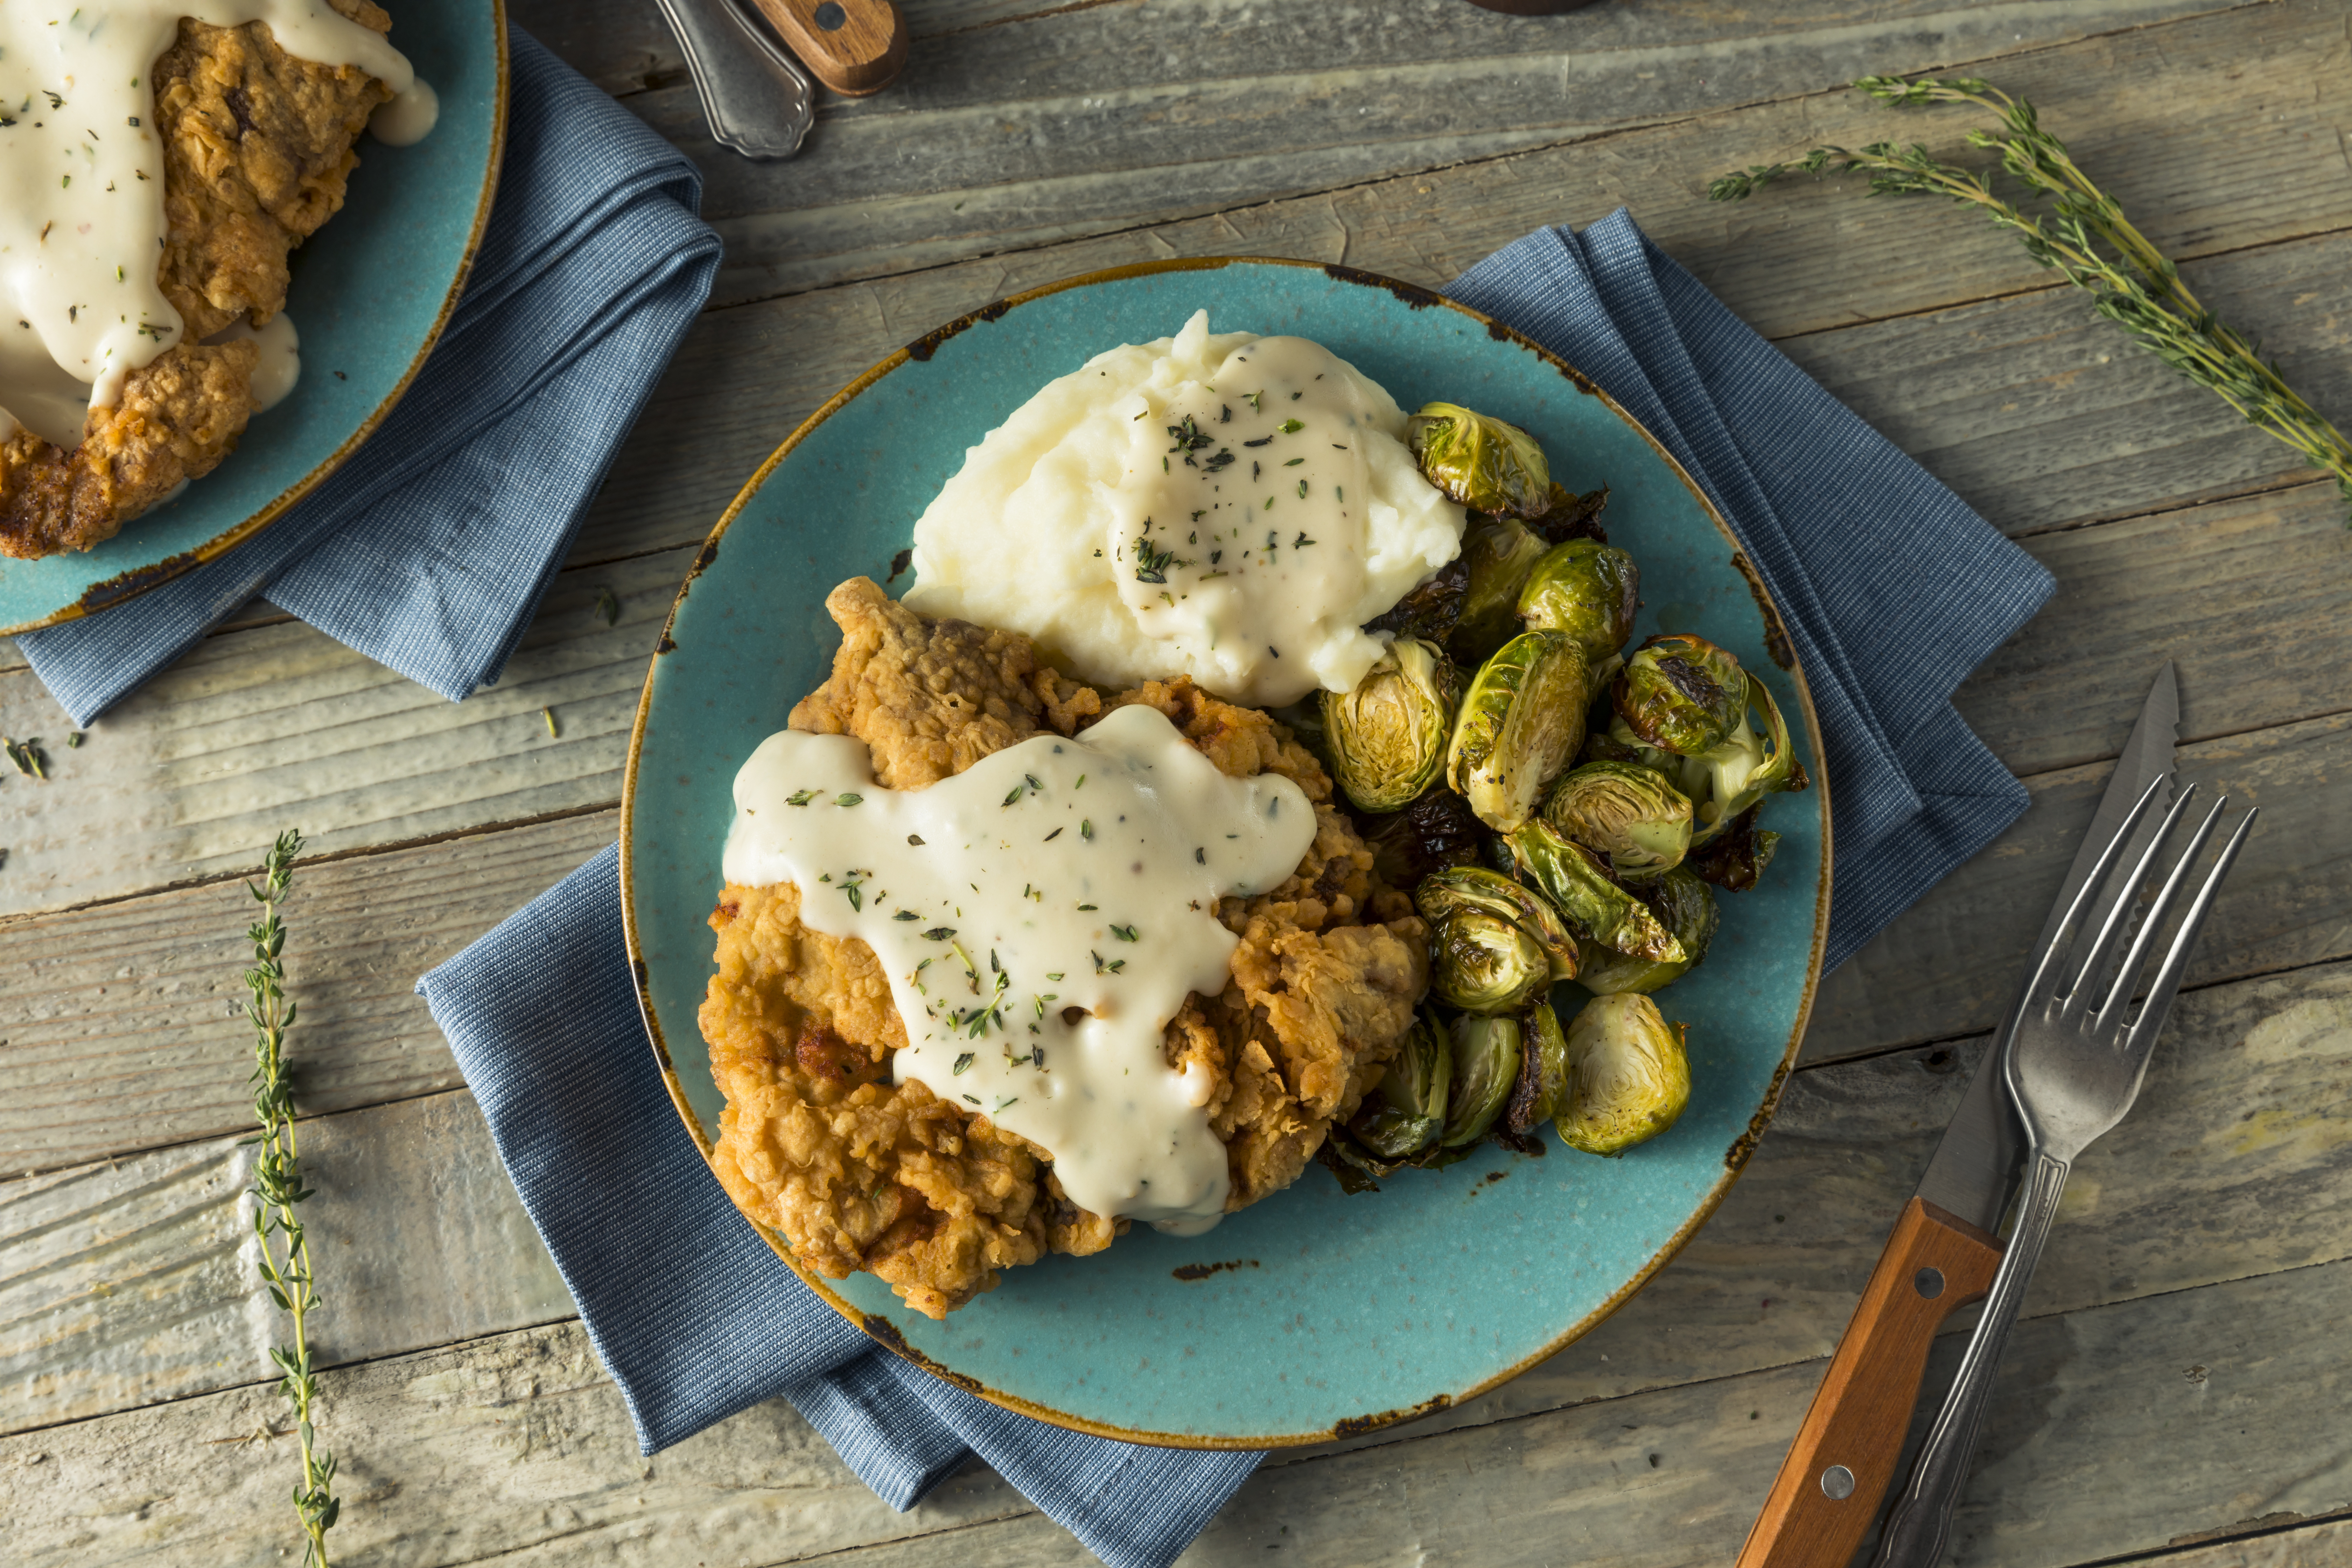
[749,0,908,96]
[1735,1197,2004,1568]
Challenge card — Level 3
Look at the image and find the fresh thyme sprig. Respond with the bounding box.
[239,830,341,1567]
[1711,74,2352,518]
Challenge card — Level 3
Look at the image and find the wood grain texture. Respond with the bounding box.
[1734,1198,2002,1568]
[0,1090,573,1435]
[626,0,2262,308]
[9,954,2344,1476]
[1806,710,2352,1065]
[7,1251,2347,1566]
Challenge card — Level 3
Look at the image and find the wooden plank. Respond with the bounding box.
[0,810,615,1174]
[2149,1517,2352,1566]
[561,0,2352,574]
[0,550,686,918]
[11,952,2345,1464]
[1805,710,2352,1064]
[7,1248,2348,1565]
[608,0,2262,308]
[0,1091,574,1436]
[1954,480,2352,779]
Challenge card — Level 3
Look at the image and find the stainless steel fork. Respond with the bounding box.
[1871,777,2259,1566]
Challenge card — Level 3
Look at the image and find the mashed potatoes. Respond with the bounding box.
[904,310,1465,708]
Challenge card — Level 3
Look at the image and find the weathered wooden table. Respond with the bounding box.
[7,1,2350,1562]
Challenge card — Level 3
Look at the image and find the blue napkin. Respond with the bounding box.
[1450,212,2052,967]
[418,845,1263,1568]
[15,29,721,727]
[413,210,2050,1568]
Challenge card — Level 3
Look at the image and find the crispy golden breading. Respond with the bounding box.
[704,579,1429,1317]
[0,2,393,559]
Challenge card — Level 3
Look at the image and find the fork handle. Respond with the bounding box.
[1872,1152,2072,1567]
[1735,1198,2002,1568]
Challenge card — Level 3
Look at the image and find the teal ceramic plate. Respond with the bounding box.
[0,0,507,636]
[622,258,1831,1448]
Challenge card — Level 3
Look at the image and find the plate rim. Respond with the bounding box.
[618,253,1835,1449]
[0,0,512,637]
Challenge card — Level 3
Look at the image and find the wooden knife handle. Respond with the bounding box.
[1735,1197,2003,1568]
[749,0,908,96]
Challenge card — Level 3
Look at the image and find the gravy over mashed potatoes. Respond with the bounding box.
[905,309,1465,708]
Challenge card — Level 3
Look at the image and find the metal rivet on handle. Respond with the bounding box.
[1915,1266,1946,1299]
[1821,1465,1856,1500]
[814,1,846,27]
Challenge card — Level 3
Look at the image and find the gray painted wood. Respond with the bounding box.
[7,1252,2347,1565]
[0,810,616,1174]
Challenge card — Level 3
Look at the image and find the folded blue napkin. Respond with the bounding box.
[421,210,2052,1568]
[15,28,721,727]
[1450,212,2053,966]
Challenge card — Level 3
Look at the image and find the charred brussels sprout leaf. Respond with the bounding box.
[1365,554,1469,645]
[1577,865,1720,994]
[1558,994,1691,1156]
[1501,819,1687,965]
[1615,634,1748,756]
[1415,865,1579,982]
[1447,515,1553,663]
[1323,637,1459,812]
[1360,786,1485,888]
[1688,804,1783,891]
[1598,672,1808,850]
[1347,1005,1450,1158]
[1517,540,1641,664]
[1407,402,1552,518]
[1443,1013,1522,1146]
[1507,997,1570,1133]
[1542,760,1694,880]
[1529,482,1611,545]
[1429,907,1551,1014]
[1448,629,1589,834]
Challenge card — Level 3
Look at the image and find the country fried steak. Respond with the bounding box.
[701,578,1431,1318]
[0,1,395,559]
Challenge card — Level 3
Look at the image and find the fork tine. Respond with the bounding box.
[2115,805,2258,1060]
[2025,774,2172,1005]
[2092,794,2231,1036]
[2057,782,2196,1013]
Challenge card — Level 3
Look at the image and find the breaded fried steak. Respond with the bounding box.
[701,578,1431,1318]
[0,2,395,559]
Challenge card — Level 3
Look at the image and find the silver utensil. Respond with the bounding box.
[1872,772,2257,1565]
[652,0,817,160]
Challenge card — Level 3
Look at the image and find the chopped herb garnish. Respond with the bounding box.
[787,789,817,806]
[964,1094,982,1105]
[1080,820,1094,840]
[835,793,863,807]
[1043,827,1063,842]
[923,927,956,940]
[1294,532,1316,547]
[1046,972,1065,981]
[1242,436,1272,448]
[1003,784,1025,806]
[894,910,919,921]
[907,833,925,846]
[1077,903,1097,911]
[1284,457,1304,467]
[1297,479,1310,498]
[1195,847,1206,864]
[1134,538,1176,584]
[953,1052,975,1075]
[1110,924,1139,941]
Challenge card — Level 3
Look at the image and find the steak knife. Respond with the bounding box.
[1735,663,2179,1567]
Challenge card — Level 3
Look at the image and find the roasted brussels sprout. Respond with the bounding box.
[1407,402,1552,518]
[1443,1013,1522,1147]
[1577,865,1719,994]
[1529,482,1611,545]
[1599,672,1807,849]
[1448,514,1553,663]
[1558,994,1690,1156]
[1366,554,1470,645]
[1448,630,1590,833]
[1500,819,1686,965]
[1614,634,1748,756]
[1542,760,1694,880]
[1360,786,1485,888]
[1506,997,1570,1133]
[1517,540,1641,664]
[1429,907,1552,1014]
[1688,804,1784,891]
[1416,866,1578,982]
[1324,637,1459,812]
[1349,1006,1450,1159]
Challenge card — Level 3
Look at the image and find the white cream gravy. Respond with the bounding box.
[723,704,1317,1233]
[0,0,419,440]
